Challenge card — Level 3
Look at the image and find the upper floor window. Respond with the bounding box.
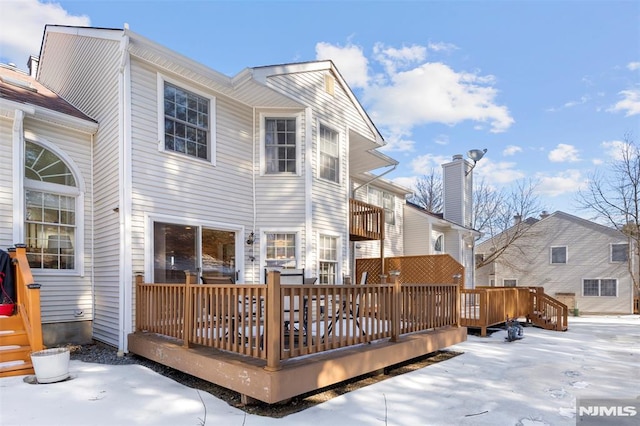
[433,232,444,254]
[550,246,567,264]
[24,141,78,270]
[611,243,629,262]
[583,278,617,297]
[319,234,338,284]
[265,232,297,268]
[163,82,210,160]
[319,124,339,183]
[265,117,297,174]
[368,187,395,225]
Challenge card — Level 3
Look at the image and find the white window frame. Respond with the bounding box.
[503,279,517,287]
[582,278,618,297]
[367,186,396,225]
[610,243,629,263]
[259,112,302,176]
[550,246,567,264]
[157,73,216,165]
[433,231,444,254]
[318,122,340,183]
[261,229,300,276]
[318,233,341,284]
[22,137,85,276]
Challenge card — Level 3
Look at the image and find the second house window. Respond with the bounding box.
[265,118,297,173]
[163,82,210,160]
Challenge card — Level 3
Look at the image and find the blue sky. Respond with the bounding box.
[1,0,639,218]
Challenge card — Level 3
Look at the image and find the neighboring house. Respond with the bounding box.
[0,25,406,351]
[0,62,98,345]
[355,154,480,288]
[475,211,634,314]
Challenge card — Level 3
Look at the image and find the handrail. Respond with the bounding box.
[8,245,43,352]
[349,198,384,241]
[134,272,459,366]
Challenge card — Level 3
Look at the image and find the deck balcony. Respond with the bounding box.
[128,269,466,404]
[349,198,384,241]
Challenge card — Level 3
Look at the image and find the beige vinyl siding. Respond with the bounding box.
[22,117,94,323]
[403,207,429,256]
[0,117,14,248]
[38,31,123,344]
[491,214,632,314]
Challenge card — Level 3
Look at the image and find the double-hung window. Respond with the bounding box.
[368,187,396,225]
[163,81,211,160]
[550,246,567,264]
[265,233,297,268]
[264,117,297,174]
[611,243,629,262]
[583,279,617,297]
[319,235,338,284]
[319,124,339,182]
[24,141,79,270]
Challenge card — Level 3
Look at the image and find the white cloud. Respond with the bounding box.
[316,42,369,89]
[427,41,458,53]
[473,158,525,185]
[409,153,450,175]
[536,170,586,197]
[627,62,640,71]
[548,144,580,163]
[316,42,514,152]
[0,0,90,70]
[601,140,631,161]
[503,145,522,156]
[608,88,640,116]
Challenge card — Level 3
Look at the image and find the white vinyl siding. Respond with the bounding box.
[0,118,15,247]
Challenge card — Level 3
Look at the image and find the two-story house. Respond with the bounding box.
[475,211,634,314]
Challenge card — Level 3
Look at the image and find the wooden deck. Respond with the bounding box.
[129,271,466,404]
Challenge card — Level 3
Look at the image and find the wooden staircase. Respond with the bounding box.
[528,288,568,332]
[0,245,43,378]
[0,311,34,377]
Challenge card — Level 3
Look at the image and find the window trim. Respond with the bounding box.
[503,278,518,287]
[582,278,618,297]
[157,73,216,165]
[610,243,629,263]
[317,122,340,184]
[433,231,444,254]
[259,112,302,176]
[22,137,85,276]
[318,232,342,284]
[550,245,567,264]
[367,186,396,226]
[261,229,301,280]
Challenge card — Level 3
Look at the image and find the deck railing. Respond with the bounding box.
[349,198,384,241]
[135,272,459,370]
[8,245,43,352]
[460,286,567,335]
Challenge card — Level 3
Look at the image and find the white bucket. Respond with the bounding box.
[30,348,70,383]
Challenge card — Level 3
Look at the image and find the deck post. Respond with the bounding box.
[135,274,143,332]
[265,271,282,371]
[183,271,195,348]
[479,290,487,337]
[389,271,401,342]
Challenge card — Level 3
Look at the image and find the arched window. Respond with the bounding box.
[24,141,79,270]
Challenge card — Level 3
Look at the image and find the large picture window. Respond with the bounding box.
[319,124,339,182]
[24,141,78,270]
[163,82,210,160]
[264,118,297,174]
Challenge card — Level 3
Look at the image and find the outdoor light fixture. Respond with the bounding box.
[465,148,487,176]
[246,232,255,245]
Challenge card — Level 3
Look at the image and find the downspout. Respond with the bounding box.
[118,31,132,354]
[351,163,397,198]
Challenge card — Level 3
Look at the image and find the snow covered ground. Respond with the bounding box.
[1,315,638,426]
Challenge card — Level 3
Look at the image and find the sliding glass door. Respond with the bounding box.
[153,222,237,283]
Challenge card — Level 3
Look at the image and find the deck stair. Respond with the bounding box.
[0,312,34,377]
